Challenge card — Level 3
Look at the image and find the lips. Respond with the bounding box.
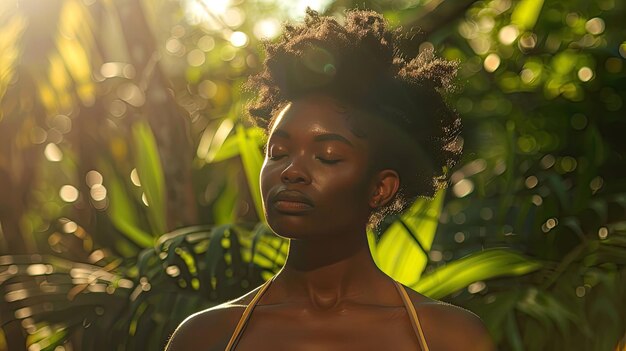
[271,189,314,213]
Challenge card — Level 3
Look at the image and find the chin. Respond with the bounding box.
[265,212,318,240]
[267,220,312,240]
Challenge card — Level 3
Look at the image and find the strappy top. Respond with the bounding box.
[224,275,430,351]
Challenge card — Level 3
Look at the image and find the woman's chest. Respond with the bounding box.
[232,306,422,351]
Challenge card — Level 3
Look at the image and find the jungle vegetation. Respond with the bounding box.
[0,0,625,350]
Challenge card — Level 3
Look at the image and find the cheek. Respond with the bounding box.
[260,160,277,200]
[315,163,370,207]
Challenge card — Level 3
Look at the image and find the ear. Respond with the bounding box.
[369,169,400,208]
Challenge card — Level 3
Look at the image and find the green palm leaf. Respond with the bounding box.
[132,121,167,235]
[414,248,543,299]
[106,169,154,248]
[236,123,265,223]
[372,190,445,286]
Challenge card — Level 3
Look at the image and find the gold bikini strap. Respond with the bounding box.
[393,280,430,351]
[225,277,429,351]
[224,275,276,351]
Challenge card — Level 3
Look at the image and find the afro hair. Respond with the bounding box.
[246,8,462,228]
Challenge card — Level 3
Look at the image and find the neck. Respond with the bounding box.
[272,230,389,309]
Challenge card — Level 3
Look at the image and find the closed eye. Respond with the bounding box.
[268,154,287,160]
[316,157,341,164]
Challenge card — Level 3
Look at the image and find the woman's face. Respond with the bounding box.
[260,94,376,240]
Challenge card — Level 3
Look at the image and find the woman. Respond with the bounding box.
[167,9,495,351]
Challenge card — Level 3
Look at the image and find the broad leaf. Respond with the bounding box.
[373,190,445,286]
[511,0,544,30]
[236,123,265,222]
[106,170,153,248]
[132,121,166,235]
[415,248,543,299]
[209,125,266,164]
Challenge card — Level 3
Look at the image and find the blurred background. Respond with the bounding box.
[0,0,625,350]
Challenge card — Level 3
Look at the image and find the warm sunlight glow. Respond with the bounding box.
[598,227,609,239]
[59,185,79,203]
[90,184,107,201]
[198,80,218,99]
[130,168,141,187]
[483,53,501,72]
[223,7,245,27]
[200,0,230,15]
[229,31,248,47]
[198,35,215,51]
[253,18,281,39]
[577,66,594,82]
[62,220,78,233]
[26,264,51,276]
[86,170,103,188]
[585,17,605,35]
[468,281,486,294]
[287,0,330,19]
[44,143,63,162]
[453,179,474,198]
[117,83,145,107]
[498,25,519,45]
[187,49,206,66]
[525,176,538,189]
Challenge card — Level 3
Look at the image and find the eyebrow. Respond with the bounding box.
[271,129,354,147]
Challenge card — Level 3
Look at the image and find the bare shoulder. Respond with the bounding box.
[405,288,496,351]
[165,286,263,351]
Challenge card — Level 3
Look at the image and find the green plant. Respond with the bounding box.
[2,0,625,350]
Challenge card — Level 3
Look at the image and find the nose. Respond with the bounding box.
[280,159,311,184]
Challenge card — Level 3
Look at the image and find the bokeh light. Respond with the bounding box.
[577,66,594,82]
[198,80,218,99]
[525,176,538,189]
[51,115,72,134]
[187,49,206,66]
[454,232,465,243]
[518,33,537,50]
[585,17,605,35]
[253,18,281,39]
[223,7,245,27]
[468,281,486,294]
[498,25,519,45]
[197,35,215,51]
[141,193,149,206]
[483,53,501,72]
[90,184,107,201]
[85,170,103,188]
[166,38,184,55]
[59,185,79,203]
[229,31,248,47]
[453,179,474,198]
[117,83,145,107]
[130,168,141,187]
[200,0,230,15]
[598,227,609,239]
[44,143,63,162]
[62,220,78,233]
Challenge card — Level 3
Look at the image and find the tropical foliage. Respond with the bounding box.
[0,0,624,350]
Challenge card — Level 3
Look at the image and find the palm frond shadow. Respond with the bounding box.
[0,223,279,350]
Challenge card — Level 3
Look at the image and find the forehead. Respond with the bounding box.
[269,94,367,140]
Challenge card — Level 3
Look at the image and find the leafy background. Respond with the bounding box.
[0,0,625,350]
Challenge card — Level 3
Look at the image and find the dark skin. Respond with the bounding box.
[166,94,496,351]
